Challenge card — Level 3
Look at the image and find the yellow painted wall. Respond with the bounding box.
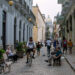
[32,6,46,42]
[33,26,38,42]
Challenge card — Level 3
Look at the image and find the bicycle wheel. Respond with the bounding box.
[28,57,32,66]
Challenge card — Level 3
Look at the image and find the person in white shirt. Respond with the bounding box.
[26,37,36,63]
[58,37,62,48]
[6,46,18,62]
[46,38,51,57]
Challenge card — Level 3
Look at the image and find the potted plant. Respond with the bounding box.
[22,42,27,56]
[16,42,24,58]
[0,49,5,64]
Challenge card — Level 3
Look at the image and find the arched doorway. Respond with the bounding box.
[23,23,25,42]
[19,20,21,42]
[2,11,7,50]
[14,17,17,48]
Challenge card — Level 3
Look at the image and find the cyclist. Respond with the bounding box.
[26,37,36,63]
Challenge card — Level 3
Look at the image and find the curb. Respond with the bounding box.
[64,56,75,72]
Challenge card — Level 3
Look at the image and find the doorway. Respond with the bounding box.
[2,11,7,50]
[19,20,21,42]
[23,24,25,42]
[14,17,17,48]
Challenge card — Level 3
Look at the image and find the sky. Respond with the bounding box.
[33,0,62,22]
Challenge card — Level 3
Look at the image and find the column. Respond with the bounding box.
[0,8,2,45]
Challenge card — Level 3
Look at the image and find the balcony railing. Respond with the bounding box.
[58,0,64,4]
[61,0,75,16]
[62,1,71,8]
[5,0,35,24]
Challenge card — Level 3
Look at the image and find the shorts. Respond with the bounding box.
[26,48,33,54]
[63,46,67,51]
[47,46,51,49]
[37,48,40,51]
[69,47,72,50]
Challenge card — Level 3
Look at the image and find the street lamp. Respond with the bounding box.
[8,0,14,6]
[28,17,31,22]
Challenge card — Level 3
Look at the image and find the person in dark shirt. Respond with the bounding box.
[62,37,67,54]
[36,42,41,56]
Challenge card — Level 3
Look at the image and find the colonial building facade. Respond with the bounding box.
[0,0,35,49]
[58,0,75,46]
[32,5,46,42]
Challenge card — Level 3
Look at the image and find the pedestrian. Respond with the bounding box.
[48,47,62,66]
[68,39,73,54]
[62,37,67,54]
[58,37,62,48]
[56,40,59,46]
[45,40,47,47]
[36,42,41,56]
[46,38,51,57]
[53,39,57,51]
[26,37,36,63]
[6,46,18,62]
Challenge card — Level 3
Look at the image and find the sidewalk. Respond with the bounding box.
[64,50,75,71]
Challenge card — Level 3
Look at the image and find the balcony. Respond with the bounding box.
[58,0,64,4]
[27,10,36,25]
[61,0,73,16]
[5,0,36,24]
[57,16,64,24]
[62,1,71,8]
[6,0,29,15]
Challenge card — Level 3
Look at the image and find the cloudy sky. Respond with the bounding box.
[33,0,62,22]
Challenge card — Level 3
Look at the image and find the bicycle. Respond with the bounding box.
[27,51,33,66]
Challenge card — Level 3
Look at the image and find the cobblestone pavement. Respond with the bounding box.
[1,47,75,75]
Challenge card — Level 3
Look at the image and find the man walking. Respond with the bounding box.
[46,38,51,57]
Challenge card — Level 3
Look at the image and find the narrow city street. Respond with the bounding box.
[1,47,75,75]
[0,0,75,75]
